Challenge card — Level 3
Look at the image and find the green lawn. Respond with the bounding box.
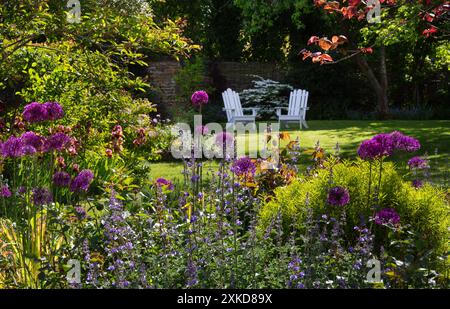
[150,120,450,186]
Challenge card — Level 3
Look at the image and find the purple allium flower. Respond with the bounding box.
[1,136,25,158]
[194,125,209,135]
[407,156,428,169]
[372,133,395,155]
[215,131,234,147]
[70,169,94,192]
[20,131,47,153]
[191,90,209,106]
[357,139,384,160]
[231,156,256,177]
[358,131,421,160]
[22,145,37,155]
[32,187,53,206]
[23,102,49,123]
[390,131,420,152]
[52,171,71,187]
[43,102,64,121]
[327,186,350,206]
[374,208,400,226]
[1,185,12,198]
[47,133,71,151]
[358,134,393,160]
[412,179,423,189]
[155,177,174,191]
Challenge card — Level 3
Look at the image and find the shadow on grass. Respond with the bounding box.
[150,120,449,186]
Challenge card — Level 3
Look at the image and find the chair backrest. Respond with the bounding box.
[222,88,244,121]
[288,89,309,116]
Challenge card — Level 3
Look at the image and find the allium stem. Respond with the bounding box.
[377,158,384,203]
[367,161,372,209]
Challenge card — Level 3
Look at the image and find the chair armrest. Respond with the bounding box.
[242,107,259,116]
[275,107,288,117]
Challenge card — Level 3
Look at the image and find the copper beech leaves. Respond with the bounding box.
[299,49,334,64]
[300,35,347,64]
[302,0,449,65]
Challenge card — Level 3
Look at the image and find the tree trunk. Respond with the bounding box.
[356,46,389,118]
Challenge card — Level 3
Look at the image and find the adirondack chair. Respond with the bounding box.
[222,88,259,129]
[276,89,309,129]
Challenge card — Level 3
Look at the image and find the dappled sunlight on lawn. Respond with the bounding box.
[150,120,449,185]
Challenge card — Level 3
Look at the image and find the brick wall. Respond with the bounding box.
[146,60,287,107]
[146,61,182,109]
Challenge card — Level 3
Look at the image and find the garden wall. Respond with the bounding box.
[146,60,287,106]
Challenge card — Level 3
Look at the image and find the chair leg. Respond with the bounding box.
[302,120,309,129]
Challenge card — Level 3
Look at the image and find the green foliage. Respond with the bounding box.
[172,56,214,124]
[260,160,450,256]
[434,42,450,71]
[151,0,243,60]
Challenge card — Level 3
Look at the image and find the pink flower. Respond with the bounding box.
[191,91,209,106]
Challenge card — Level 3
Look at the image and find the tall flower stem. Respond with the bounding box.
[367,161,373,208]
[376,158,384,203]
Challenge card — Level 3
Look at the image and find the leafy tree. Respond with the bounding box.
[300,0,450,117]
[0,0,197,126]
[150,0,243,60]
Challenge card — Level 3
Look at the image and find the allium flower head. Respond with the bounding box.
[407,156,428,169]
[374,208,400,226]
[390,131,420,152]
[47,133,71,151]
[155,178,174,191]
[23,102,49,123]
[191,90,209,106]
[32,187,53,206]
[22,145,37,155]
[1,185,12,198]
[43,102,64,121]
[53,171,71,187]
[231,156,256,177]
[372,133,395,156]
[358,131,421,160]
[70,169,94,192]
[327,186,350,206]
[357,139,384,160]
[1,136,25,158]
[20,131,47,153]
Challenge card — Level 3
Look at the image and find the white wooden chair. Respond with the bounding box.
[222,88,259,129]
[276,89,309,129]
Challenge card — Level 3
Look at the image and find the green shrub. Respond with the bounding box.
[260,160,450,256]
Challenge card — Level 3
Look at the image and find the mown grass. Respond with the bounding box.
[149,120,450,186]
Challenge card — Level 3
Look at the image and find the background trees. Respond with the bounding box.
[1,0,448,121]
[148,0,449,119]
